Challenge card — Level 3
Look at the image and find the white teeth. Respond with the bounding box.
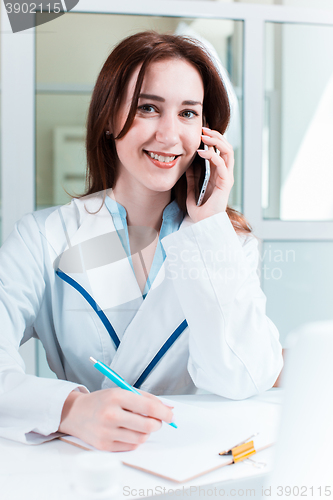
[147,152,176,162]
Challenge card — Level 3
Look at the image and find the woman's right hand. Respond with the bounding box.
[58,388,174,452]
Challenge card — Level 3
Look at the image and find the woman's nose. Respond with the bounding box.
[155,116,179,147]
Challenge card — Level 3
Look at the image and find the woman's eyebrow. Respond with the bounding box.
[182,100,202,106]
[139,93,202,106]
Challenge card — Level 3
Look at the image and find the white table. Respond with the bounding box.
[0,389,283,499]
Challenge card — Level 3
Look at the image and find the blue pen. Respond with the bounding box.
[89,357,177,428]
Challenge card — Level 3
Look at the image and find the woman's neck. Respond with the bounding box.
[111,183,171,233]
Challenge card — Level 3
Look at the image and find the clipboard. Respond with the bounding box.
[60,399,278,483]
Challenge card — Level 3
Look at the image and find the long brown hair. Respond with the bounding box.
[84,31,251,234]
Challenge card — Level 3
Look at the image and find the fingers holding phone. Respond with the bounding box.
[186,126,234,222]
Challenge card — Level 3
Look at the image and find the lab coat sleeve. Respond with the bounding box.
[161,211,283,399]
[0,214,88,445]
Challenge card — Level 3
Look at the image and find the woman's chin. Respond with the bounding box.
[146,170,187,194]
[145,179,179,194]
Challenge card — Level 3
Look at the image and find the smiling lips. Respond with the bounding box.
[144,150,180,169]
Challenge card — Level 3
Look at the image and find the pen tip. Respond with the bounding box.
[89,357,97,364]
[169,422,178,429]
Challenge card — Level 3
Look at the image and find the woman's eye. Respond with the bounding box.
[138,104,156,113]
[181,110,198,119]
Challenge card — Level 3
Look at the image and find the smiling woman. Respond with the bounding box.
[113,58,204,215]
[0,31,283,452]
[85,31,251,232]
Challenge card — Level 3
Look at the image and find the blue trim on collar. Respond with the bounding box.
[133,319,188,389]
[56,270,121,350]
[56,268,187,387]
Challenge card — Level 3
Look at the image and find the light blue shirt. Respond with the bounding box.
[104,196,184,298]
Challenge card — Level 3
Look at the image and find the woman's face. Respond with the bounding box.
[113,58,204,196]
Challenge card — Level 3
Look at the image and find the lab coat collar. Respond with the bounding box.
[54,194,143,345]
[53,193,193,387]
[105,194,183,222]
[104,263,187,389]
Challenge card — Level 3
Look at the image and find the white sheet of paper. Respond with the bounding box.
[61,399,280,483]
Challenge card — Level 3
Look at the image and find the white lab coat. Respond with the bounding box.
[0,192,283,445]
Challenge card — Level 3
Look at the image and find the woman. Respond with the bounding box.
[0,32,282,451]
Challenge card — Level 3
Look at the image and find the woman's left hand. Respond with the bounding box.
[186,126,234,223]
